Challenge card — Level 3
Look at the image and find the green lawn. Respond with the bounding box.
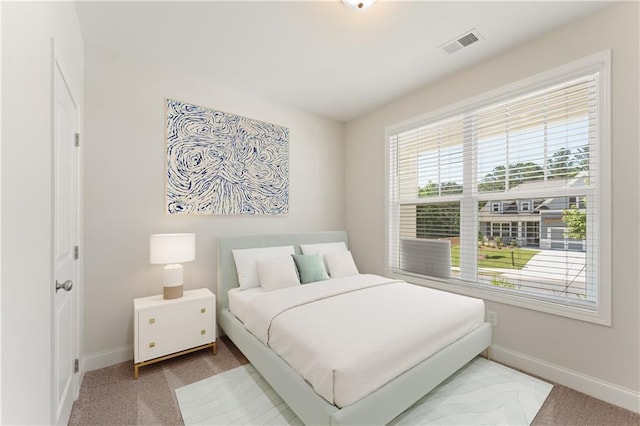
[451,245,540,270]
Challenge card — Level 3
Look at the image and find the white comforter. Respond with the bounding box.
[241,274,485,408]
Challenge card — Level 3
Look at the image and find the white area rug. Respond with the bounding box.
[176,357,552,425]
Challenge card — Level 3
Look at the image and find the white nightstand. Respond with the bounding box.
[133,288,217,379]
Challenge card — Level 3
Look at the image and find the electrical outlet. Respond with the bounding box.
[486,311,498,327]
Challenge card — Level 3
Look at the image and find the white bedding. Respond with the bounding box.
[228,287,264,324]
[240,274,485,408]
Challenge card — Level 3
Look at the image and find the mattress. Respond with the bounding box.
[240,274,485,408]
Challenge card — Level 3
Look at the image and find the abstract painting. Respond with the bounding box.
[165,99,289,215]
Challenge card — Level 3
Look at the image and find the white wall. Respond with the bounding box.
[345,2,639,410]
[1,2,84,424]
[82,44,345,366]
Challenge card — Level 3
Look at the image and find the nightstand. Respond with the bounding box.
[133,288,217,379]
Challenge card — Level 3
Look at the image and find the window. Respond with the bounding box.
[490,222,516,238]
[569,196,585,209]
[387,52,610,324]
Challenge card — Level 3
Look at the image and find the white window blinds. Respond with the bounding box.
[388,71,603,313]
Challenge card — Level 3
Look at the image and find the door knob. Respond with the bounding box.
[55,279,73,293]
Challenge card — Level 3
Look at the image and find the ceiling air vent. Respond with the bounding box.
[439,29,482,54]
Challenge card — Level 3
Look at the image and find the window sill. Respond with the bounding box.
[388,270,612,326]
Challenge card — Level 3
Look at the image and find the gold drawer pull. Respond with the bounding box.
[201,330,206,335]
[200,308,206,313]
[149,342,155,348]
[148,318,155,324]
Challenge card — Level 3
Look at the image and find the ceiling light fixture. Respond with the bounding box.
[343,0,375,11]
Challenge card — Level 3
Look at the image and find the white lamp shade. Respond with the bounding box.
[149,233,196,264]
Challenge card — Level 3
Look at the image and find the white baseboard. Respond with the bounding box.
[490,344,640,414]
[83,345,133,372]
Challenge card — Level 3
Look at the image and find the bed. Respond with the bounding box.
[217,231,491,425]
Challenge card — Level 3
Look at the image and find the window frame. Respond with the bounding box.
[385,50,611,325]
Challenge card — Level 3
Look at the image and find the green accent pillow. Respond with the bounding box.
[291,254,330,284]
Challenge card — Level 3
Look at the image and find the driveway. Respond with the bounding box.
[483,249,587,298]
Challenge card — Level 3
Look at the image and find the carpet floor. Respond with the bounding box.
[69,336,640,425]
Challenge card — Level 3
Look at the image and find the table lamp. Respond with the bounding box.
[149,233,196,299]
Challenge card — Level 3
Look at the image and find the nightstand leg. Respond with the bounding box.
[134,364,139,380]
[213,341,217,355]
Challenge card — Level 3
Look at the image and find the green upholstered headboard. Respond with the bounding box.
[216,231,348,317]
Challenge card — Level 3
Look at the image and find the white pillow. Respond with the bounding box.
[256,256,300,291]
[232,245,295,290]
[325,250,359,278]
[299,241,347,256]
[300,241,347,271]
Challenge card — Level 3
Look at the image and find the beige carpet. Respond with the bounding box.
[69,337,640,425]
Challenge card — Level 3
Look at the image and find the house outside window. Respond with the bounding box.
[386,51,610,325]
[569,196,585,209]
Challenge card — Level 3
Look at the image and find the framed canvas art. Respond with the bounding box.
[165,99,289,215]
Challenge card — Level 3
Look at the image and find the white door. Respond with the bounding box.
[53,60,79,425]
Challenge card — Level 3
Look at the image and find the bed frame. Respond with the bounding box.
[217,231,491,426]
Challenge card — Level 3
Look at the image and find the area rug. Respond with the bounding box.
[176,357,552,425]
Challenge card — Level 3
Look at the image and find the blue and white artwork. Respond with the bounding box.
[165,99,289,215]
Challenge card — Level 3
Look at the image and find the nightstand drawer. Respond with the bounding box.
[138,323,214,361]
[139,300,213,333]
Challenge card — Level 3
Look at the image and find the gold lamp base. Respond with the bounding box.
[163,285,183,300]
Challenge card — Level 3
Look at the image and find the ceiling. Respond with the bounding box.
[75,1,610,122]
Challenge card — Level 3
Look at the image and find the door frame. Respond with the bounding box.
[50,39,83,425]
